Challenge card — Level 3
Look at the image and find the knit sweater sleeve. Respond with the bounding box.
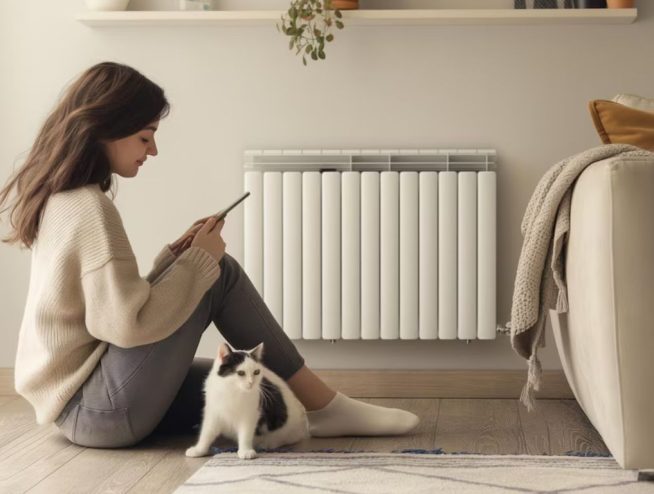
[145,244,177,283]
[81,247,220,348]
[78,196,221,348]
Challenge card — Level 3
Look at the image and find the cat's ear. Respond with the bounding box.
[218,342,233,361]
[250,342,264,362]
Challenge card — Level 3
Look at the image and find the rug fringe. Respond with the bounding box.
[392,448,445,454]
[210,447,446,454]
[564,451,613,457]
[210,446,372,454]
[208,446,612,456]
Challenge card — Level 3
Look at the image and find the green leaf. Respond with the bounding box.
[281,0,340,65]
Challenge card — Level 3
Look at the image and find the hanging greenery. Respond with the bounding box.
[277,0,345,66]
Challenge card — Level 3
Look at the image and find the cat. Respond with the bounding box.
[185,341,309,460]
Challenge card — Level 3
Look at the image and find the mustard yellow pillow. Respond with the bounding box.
[589,99,654,151]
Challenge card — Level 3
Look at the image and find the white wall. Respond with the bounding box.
[1,0,652,371]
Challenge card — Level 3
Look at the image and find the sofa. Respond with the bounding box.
[549,153,654,470]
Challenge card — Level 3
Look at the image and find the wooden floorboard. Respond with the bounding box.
[522,399,610,456]
[434,399,527,455]
[0,396,609,494]
[0,398,46,454]
[125,435,209,494]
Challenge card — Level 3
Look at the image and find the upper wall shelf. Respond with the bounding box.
[76,8,637,27]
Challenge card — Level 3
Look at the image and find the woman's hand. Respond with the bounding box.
[169,210,229,257]
[191,217,226,262]
[191,214,218,227]
[169,214,217,257]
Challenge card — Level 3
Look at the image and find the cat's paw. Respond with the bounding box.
[185,445,210,458]
[237,448,257,460]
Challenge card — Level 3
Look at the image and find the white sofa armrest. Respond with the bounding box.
[551,154,654,469]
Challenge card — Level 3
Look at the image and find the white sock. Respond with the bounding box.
[306,391,420,437]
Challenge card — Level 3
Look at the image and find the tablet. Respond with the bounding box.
[214,191,250,222]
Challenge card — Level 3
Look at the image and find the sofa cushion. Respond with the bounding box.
[589,99,654,151]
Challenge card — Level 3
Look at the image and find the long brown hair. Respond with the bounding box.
[0,61,170,250]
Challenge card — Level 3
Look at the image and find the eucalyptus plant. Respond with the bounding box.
[277,0,345,66]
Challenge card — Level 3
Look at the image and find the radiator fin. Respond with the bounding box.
[243,149,496,341]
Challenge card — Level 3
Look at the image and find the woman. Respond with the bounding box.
[0,61,419,448]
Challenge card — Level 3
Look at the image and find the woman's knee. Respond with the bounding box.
[219,252,240,277]
[214,252,247,299]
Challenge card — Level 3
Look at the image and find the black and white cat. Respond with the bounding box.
[185,341,309,459]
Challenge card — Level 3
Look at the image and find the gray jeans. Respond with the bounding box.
[54,252,305,448]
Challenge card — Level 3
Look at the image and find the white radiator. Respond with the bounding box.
[243,149,496,341]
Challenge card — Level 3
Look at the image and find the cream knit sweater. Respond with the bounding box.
[14,183,222,424]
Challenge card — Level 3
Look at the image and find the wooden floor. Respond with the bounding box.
[0,395,610,493]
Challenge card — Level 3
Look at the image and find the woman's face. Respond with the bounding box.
[102,121,159,177]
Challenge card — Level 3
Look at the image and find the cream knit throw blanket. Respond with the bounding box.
[499,144,653,412]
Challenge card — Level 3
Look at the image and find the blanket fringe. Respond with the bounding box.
[519,353,542,412]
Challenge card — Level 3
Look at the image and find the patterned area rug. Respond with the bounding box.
[174,449,654,493]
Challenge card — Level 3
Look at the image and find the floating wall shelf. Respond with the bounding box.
[76,8,637,27]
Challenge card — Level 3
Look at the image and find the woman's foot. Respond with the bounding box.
[286,365,420,436]
[306,391,420,437]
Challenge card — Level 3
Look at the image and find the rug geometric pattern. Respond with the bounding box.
[174,451,654,493]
